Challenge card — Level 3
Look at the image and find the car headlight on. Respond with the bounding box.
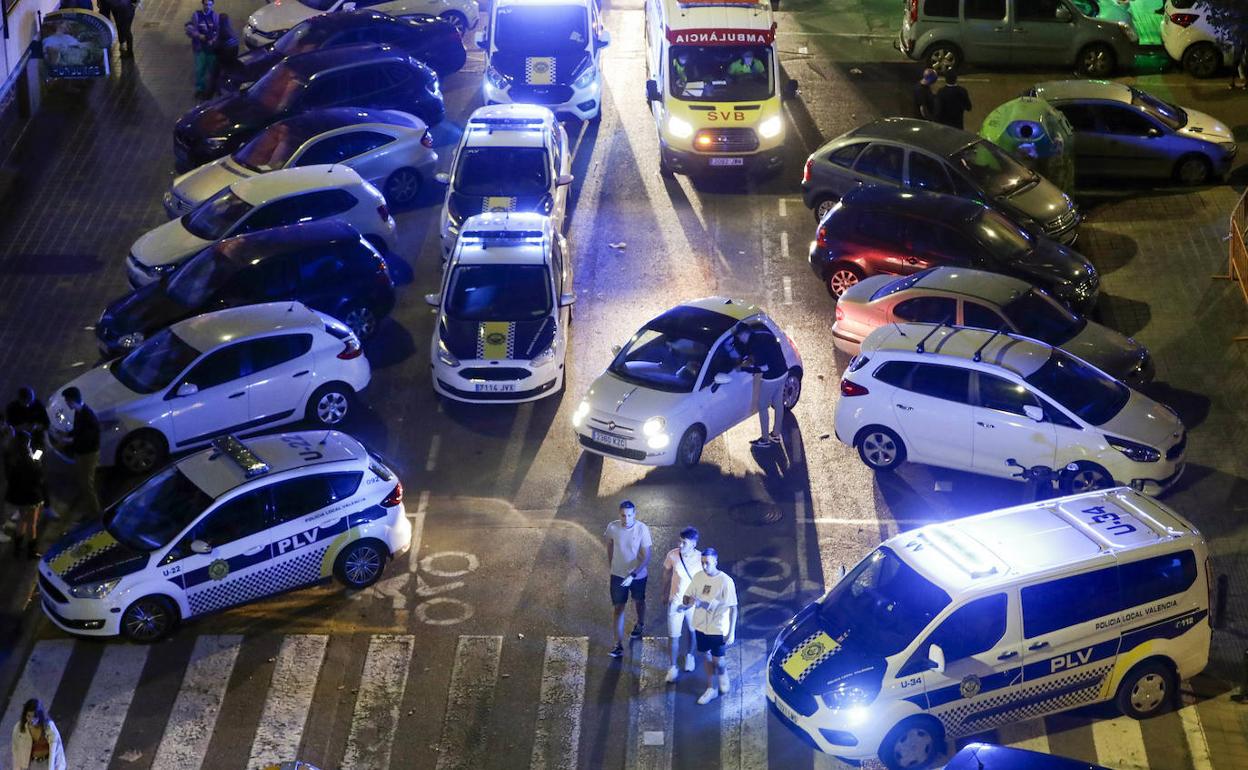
[1219,141,1238,153]
[822,683,877,712]
[1106,435,1161,463]
[531,341,558,367]
[485,65,510,91]
[437,339,460,368]
[758,115,783,139]
[203,137,229,150]
[572,64,597,90]
[118,332,145,349]
[668,115,693,139]
[642,416,669,449]
[572,400,590,428]
[69,578,120,600]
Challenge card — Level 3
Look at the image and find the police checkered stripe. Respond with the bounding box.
[188,547,329,616]
[480,196,517,214]
[781,631,836,683]
[524,56,556,84]
[939,664,1113,739]
[50,531,120,577]
[474,324,516,359]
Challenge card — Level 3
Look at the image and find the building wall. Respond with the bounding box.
[2,0,67,93]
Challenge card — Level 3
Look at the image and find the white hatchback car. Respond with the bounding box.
[1162,0,1233,78]
[573,298,803,467]
[428,212,573,403]
[164,108,437,217]
[245,0,480,48]
[38,431,410,642]
[436,104,572,258]
[50,302,371,474]
[834,323,1186,495]
[130,164,397,288]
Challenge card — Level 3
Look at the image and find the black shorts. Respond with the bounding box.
[695,631,727,657]
[610,574,647,605]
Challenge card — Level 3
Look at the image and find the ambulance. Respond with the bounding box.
[644,0,797,176]
[767,487,1211,770]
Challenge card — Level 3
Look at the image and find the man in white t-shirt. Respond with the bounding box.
[660,526,702,683]
[680,547,738,704]
[604,500,652,659]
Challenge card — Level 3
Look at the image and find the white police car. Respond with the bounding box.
[436,104,572,259]
[427,212,574,403]
[38,432,411,642]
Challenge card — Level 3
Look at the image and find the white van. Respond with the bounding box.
[644,0,797,176]
[766,487,1211,770]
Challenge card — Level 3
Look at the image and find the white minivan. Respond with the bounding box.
[767,487,1211,769]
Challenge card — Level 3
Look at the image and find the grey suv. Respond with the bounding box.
[801,118,1080,244]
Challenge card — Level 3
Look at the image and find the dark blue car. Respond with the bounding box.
[946,743,1112,770]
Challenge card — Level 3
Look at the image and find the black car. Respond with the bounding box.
[174,44,444,172]
[96,221,396,358]
[810,186,1099,312]
[221,11,466,94]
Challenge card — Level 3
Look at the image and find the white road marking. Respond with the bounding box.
[626,636,675,770]
[437,635,504,770]
[530,637,589,770]
[1180,683,1214,770]
[246,634,329,769]
[65,644,149,770]
[721,639,768,770]
[426,434,442,472]
[0,639,73,748]
[994,717,1050,755]
[782,276,793,305]
[778,198,787,217]
[780,231,790,261]
[1090,714,1148,769]
[408,489,429,573]
[151,634,243,770]
[341,634,415,770]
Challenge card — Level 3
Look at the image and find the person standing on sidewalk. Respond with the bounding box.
[912,68,937,120]
[6,387,50,450]
[104,0,137,58]
[5,433,48,560]
[605,500,652,658]
[680,547,738,705]
[732,324,789,448]
[53,387,100,522]
[9,699,66,770]
[933,71,972,130]
[661,526,702,683]
[186,0,222,99]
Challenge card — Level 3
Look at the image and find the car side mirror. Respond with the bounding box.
[424,293,441,307]
[1147,127,1161,138]
[559,292,576,307]
[1023,404,1045,422]
[596,30,611,48]
[1055,5,1071,21]
[556,173,574,186]
[927,643,946,673]
[611,343,622,355]
[435,172,450,185]
[175,382,199,397]
[239,81,252,93]
[645,79,661,103]
[475,31,488,50]
[713,372,732,386]
[782,79,799,101]
[190,539,212,555]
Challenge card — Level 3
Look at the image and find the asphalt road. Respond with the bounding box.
[2,1,1248,769]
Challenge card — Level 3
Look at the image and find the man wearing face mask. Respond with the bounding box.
[680,547,738,704]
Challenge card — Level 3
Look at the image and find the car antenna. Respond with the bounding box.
[914,319,950,354]
[319,430,332,446]
[972,325,1008,363]
[891,322,907,337]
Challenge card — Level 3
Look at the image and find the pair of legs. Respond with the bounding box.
[14,503,42,558]
[664,604,697,680]
[610,575,646,653]
[752,374,786,442]
[694,631,729,704]
[69,451,100,521]
[193,50,218,97]
[114,7,135,56]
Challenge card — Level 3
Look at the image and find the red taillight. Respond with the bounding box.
[381,480,403,507]
[802,157,813,185]
[338,337,363,359]
[841,379,869,397]
[816,225,829,249]
[421,131,434,148]
[1168,12,1198,26]
[377,203,391,222]
[835,304,845,322]
[907,0,919,25]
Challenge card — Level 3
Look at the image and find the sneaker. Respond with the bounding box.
[665,666,679,683]
[697,687,718,705]
[684,653,696,672]
[718,674,731,694]
[769,432,782,444]
[609,644,624,659]
[630,624,644,639]
[749,437,770,448]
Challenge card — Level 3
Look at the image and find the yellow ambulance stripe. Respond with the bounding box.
[480,321,512,360]
[782,630,840,681]
[49,529,119,577]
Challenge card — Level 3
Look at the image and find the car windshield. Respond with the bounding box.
[608,327,710,394]
[1131,87,1186,131]
[1002,289,1085,344]
[1024,348,1130,425]
[249,64,304,112]
[870,269,934,301]
[975,209,1033,260]
[182,188,254,241]
[106,466,214,551]
[232,121,313,172]
[817,547,951,658]
[1069,0,1099,16]
[166,248,236,307]
[454,147,550,197]
[668,45,773,102]
[273,20,325,55]
[494,5,589,53]
[950,140,1037,197]
[446,264,552,322]
[111,328,201,394]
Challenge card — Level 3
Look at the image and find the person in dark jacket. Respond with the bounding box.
[5,433,48,559]
[5,387,49,449]
[730,324,789,447]
[104,0,137,58]
[934,71,972,130]
[186,0,222,98]
[53,387,100,521]
[912,68,937,120]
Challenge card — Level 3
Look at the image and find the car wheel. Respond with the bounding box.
[335,539,387,589]
[341,304,380,340]
[812,196,839,222]
[306,383,353,426]
[826,263,864,298]
[1182,43,1221,79]
[1061,461,1113,494]
[1076,43,1116,78]
[676,425,706,468]
[118,430,168,475]
[440,11,469,34]
[855,426,906,472]
[1115,660,1176,719]
[1173,154,1212,186]
[659,154,675,179]
[878,716,944,770]
[383,167,423,208]
[782,370,802,409]
[121,595,179,643]
[923,42,961,74]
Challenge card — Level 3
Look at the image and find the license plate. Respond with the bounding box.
[709,157,744,167]
[474,382,516,393]
[774,697,799,723]
[592,429,627,449]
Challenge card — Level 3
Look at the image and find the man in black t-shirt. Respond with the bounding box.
[934,71,972,130]
[731,325,788,448]
[913,68,937,120]
[55,387,101,520]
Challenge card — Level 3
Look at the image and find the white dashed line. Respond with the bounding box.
[780,230,789,260]
[426,435,441,472]
[782,276,793,305]
[778,198,786,217]
[409,490,430,573]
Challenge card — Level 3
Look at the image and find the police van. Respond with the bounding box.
[644,0,797,176]
[38,432,411,642]
[766,487,1211,770]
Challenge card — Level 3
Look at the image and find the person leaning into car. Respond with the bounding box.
[730,324,788,448]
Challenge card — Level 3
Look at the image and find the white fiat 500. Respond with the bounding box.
[245,0,480,49]
[50,303,371,474]
[834,323,1186,495]
[38,432,410,642]
[427,212,573,403]
[573,298,802,467]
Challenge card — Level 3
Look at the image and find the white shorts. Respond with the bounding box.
[666,604,693,637]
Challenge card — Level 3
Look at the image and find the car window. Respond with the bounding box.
[247,334,313,372]
[343,130,396,158]
[183,343,250,390]
[921,594,1008,663]
[853,143,905,184]
[905,363,970,404]
[976,372,1041,416]
[700,339,738,388]
[300,251,349,288]
[192,489,272,548]
[301,72,349,107]
[825,143,865,169]
[1016,0,1065,21]
[1021,566,1122,638]
[872,360,915,388]
[1119,551,1196,610]
[113,329,202,394]
[1055,103,1099,132]
[296,135,359,166]
[965,0,1007,19]
[923,0,958,16]
[110,467,215,552]
[268,472,363,525]
[912,223,975,260]
[893,296,957,324]
[235,196,316,234]
[1097,105,1159,137]
[907,152,953,194]
[963,301,1007,330]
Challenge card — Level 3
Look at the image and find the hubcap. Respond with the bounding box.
[1070,468,1108,492]
[930,49,956,72]
[682,433,703,464]
[815,200,837,220]
[783,374,800,408]
[443,12,467,33]
[126,602,166,640]
[829,270,859,296]
[122,439,158,471]
[1178,159,1207,185]
[893,727,934,767]
[1083,48,1110,75]
[1190,49,1218,76]
[345,307,377,338]
[388,170,420,203]
[862,433,897,467]
[1130,673,1167,713]
[345,546,382,585]
[317,392,349,424]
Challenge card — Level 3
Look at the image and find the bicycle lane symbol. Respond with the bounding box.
[413,551,479,626]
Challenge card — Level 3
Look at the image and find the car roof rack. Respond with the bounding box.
[972,325,1011,363]
[209,435,270,478]
[914,319,952,354]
